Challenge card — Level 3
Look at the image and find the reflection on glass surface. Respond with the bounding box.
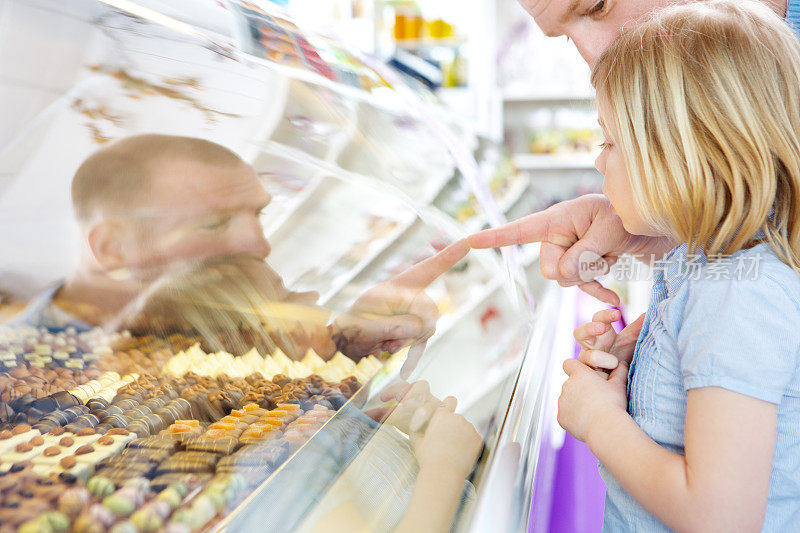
[0,1,534,531]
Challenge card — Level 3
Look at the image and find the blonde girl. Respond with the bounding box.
[558,1,800,530]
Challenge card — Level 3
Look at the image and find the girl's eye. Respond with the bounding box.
[599,142,610,150]
[588,1,606,16]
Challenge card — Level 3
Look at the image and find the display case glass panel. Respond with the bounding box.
[0,1,537,531]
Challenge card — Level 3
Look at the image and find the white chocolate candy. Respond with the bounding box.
[0,429,42,455]
[42,460,94,481]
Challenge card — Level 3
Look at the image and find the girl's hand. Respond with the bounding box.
[410,397,483,478]
[365,380,441,434]
[557,358,629,442]
[574,308,621,370]
[574,311,645,371]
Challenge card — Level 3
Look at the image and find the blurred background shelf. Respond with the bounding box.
[502,91,595,104]
[512,152,598,171]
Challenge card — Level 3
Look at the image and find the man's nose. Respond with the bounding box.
[234,215,271,260]
[571,30,617,67]
[574,38,602,67]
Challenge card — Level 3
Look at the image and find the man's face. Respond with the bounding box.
[518,0,674,65]
[124,156,272,274]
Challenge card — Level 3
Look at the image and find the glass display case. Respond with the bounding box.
[0,1,564,531]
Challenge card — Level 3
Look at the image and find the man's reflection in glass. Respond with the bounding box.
[10,134,467,370]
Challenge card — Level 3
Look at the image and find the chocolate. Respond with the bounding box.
[95,464,155,484]
[65,414,99,433]
[9,395,35,412]
[150,473,206,495]
[51,391,81,410]
[114,399,139,412]
[30,396,58,414]
[183,437,239,455]
[64,406,90,419]
[128,437,180,452]
[155,408,177,427]
[143,413,166,434]
[124,406,152,419]
[327,393,347,410]
[113,447,171,464]
[105,414,131,429]
[33,420,58,434]
[98,405,124,419]
[87,398,110,412]
[41,410,70,425]
[59,472,79,485]
[171,398,193,418]
[221,442,289,468]
[126,421,151,438]
[144,397,168,411]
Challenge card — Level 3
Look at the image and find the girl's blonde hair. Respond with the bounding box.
[592,0,800,269]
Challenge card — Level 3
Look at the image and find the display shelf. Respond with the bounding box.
[428,276,502,347]
[262,172,326,237]
[393,37,467,50]
[462,175,530,234]
[317,218,416,305]
[512,152,598,171]
[236,50,403,118]
[461,353,522,412]
[241,77,291,163]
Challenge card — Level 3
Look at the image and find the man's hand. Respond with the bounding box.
[468,194,673,305]
[332,239,469,375]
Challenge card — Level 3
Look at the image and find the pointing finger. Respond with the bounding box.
[467,210,551,249]
[394,239,469,289]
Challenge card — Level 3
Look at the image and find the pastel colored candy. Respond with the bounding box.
[103,493,136,517]
[87,476,116,497]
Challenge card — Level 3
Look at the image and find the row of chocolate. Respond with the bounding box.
[0,327,384,431]
[162,344,384,384]
[0,372,362,532]
[0,329,204,418]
